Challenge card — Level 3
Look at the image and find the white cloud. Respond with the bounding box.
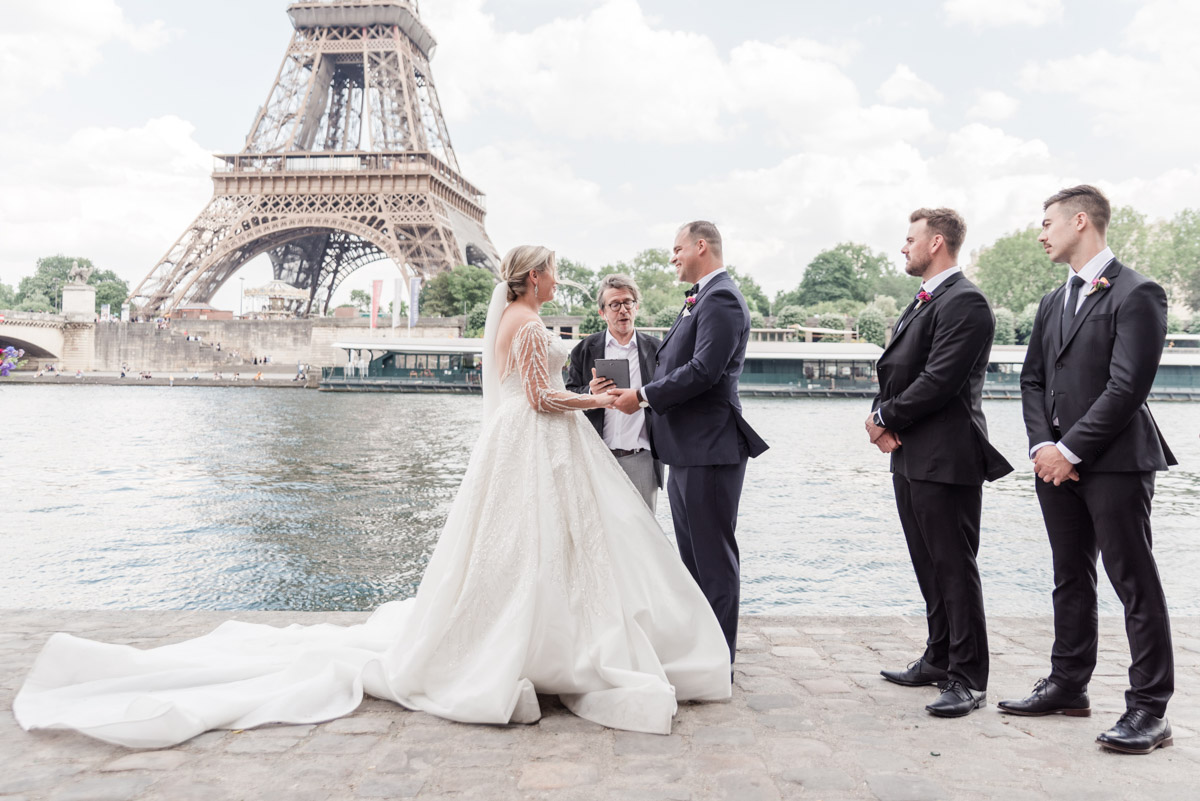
[877,65,944,106]
[966,90,1019,121]
[943,0,1063,29]
[0,116,212,287]
[1020,1,1200,152]
[0,0,171,103]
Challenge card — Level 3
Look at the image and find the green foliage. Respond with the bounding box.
[865,295,900,318]
[797,248,859,304]
[654,306,680,327]
[872,268,922,307]
[1015,301,1040,345]
[749,310,766,329]
[975,227,1060,312]
[726,266,771,316]
[815,312,848,333]
[809,298,864,317]
[1167,312,1187,334]
[0,282,14,308]
[992,308,1017,346]
[856,306,887,347]
[1187,313,1200,334]
[554,257,597,312]
[348,289,371,313]
[13,255,129,314]
[579,308,606,335]
[597,248,686,319]
[1164,208,1200,308]
[421,264,497,317]
[776,242,907,311]
[776,305,807,327]
[465,302,488,338]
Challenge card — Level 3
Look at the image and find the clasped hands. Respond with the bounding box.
[864,412,901,454]
[589,368,642,414]
[1031,445,1080,486]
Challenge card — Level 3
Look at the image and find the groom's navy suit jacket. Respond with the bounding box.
[874,271,1012,485]
[642,271,768,466]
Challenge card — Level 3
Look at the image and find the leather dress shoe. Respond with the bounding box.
[997,677,1090,717]
[880,658,948,687]
[1096,709,1173,754]
[926,681,986,717]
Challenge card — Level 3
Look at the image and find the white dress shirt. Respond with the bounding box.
[1030,247,1116,464]
[602,330,651,451]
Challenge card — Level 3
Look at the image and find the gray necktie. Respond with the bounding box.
[1061,275,1085,341]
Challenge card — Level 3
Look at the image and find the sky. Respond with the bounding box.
[2,0,1198,312]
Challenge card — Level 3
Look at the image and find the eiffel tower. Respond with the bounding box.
[130,0,499,318]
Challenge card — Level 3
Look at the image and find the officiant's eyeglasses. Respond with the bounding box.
[605,300,637,311]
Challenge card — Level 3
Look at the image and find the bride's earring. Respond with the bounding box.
[534,283,539,299]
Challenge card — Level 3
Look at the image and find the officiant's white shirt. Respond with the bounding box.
[603,330,651,452]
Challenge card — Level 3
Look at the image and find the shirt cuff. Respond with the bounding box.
[873,408,885,428]
[638,387,653,410]
[1056,441,1082,465]
[1029,441,1055,459]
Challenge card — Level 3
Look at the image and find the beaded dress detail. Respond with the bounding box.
[13,320,730,747]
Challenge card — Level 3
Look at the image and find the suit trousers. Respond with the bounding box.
[666,459,748,663]
[614,449,658,512]
[1035,471,1174,716]
[893,474,989,690]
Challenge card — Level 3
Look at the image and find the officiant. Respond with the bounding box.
[567,273,664,509]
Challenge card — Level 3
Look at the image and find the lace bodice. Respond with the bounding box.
[500,321,592,413]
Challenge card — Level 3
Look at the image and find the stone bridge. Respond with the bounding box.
[0,311,94,370]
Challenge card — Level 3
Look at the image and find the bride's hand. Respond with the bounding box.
[594,391,619,408]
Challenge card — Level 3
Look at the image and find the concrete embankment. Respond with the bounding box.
[2,611,1196,800]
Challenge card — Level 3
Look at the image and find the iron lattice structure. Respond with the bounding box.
[130,0,499,318]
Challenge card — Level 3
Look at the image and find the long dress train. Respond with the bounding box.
[13,319,731,748]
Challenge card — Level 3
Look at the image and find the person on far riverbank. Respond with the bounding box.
[1002,184,1177,755]
[866,207,1012,718]
[567,273,663,510]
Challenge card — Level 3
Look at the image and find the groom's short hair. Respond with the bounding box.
[1044,184,1111,235]
[597,273,641,307]
[909,207,966,258]
[678,220,723,260]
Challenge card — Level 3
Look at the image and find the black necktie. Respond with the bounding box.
[1061,275,1085,340]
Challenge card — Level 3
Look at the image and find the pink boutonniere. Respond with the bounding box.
[916,290,933,305]
[1084,276,1112,297]
[682,296,697,316]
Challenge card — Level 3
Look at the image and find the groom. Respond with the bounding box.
[611,221,768,662]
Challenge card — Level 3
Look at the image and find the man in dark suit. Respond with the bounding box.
[566,273,664,509]
[610,221,768,663]
[867,207,1013,718]
[1000,185,1177,755]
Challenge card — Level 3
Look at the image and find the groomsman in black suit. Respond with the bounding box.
[867,208,1013,718]
[1000,185,1177,755]
[610,221,768,663]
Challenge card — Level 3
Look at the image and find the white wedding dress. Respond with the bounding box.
[14,308,731,748]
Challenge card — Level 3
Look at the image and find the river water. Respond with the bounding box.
[4,385,1198,616]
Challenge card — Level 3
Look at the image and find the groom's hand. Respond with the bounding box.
[609,388,642,414]
[875,430,902,453]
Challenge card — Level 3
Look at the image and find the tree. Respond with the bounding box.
[975,227,1060,312]
[993,308,1016,346]
[871,269,922,307]
[776,306,807,327]
[815,312,848,336]
[797,248,859,305]
[1015,301,1040,345]
[1165,208,1200,308]
[598,248,684,318]
[726,266,771,316]
[14,255,129,314]
[420,264,497,317]
[465,302,488,338]
[749,310,766,329]
[654,307,680,327]
[554,257,597,312]
[856,306,887,347]
[348,289,371,313]
[0,282,16,309]
[579,308,606,335]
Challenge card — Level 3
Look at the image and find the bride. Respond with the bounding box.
[13,245,732,748]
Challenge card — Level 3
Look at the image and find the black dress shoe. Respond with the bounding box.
[881,658,948,687]
[1096,709,1173,754]
[926,681,986,717]
[997,677,1090,717]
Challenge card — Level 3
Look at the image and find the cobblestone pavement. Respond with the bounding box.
[2,611,1196,800]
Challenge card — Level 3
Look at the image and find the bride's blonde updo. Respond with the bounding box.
[500,245,555,303]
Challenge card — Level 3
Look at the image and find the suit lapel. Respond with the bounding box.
[1057,260,1122,356]
[883,272,964,354]
[635,332,655,384]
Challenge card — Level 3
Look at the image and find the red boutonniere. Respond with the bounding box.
[916,290,933,305]
[1084,276,1112,297]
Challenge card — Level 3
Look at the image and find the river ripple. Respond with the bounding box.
[3,386,1197,616]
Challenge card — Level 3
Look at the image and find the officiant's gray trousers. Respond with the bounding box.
[615,449,658,512]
